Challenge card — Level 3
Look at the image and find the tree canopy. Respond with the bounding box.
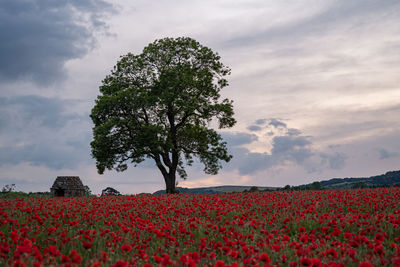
[90,37,236,193]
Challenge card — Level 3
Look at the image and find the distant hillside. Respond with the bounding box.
[287,170,400,190]
[153,185,276,194]
[319,170,400,189]
[153,170,400,194]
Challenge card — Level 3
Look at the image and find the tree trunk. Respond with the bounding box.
[164,172,177,194]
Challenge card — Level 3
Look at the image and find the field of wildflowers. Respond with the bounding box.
[1,188,400,266]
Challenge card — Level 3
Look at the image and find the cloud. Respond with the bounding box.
[0,142,88,170]
[220,132,258,147]
[377,148,399,160]
[228,136,313,176]
[255,119,267,125]
[0,0,115,85]
[251,118,287,129]
[0,95,78,130]
[245,118,289,134]
[221,118,350,176]
[268,118,287,128]
[232,137,314,175]
[235,149,273,175]
[0,95,91,169]
[287,128,302,136]
[224,120,316,175]
[320,152,347,170]
[271,135,311,154]
[271,135,313,164]
[224,0,400,48]
[247,125,262,131]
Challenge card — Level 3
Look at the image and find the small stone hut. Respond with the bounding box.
[50,176,85,197]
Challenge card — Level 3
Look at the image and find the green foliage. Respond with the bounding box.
[283,185,291,191]
[91,37,236,193]
[84,185,92,196]
[351,182,368,189]
[249,186,259,192]
[320,170,400,189]
[0,191,28,199]
[287,181,324,191]
[0,191,50,199]
[310,181,323,190]
[101,187,121,196]
[28,192,51,198]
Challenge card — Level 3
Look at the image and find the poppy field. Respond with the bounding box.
[1,188,400,266]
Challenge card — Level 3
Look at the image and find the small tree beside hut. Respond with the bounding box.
[101,187,121,196]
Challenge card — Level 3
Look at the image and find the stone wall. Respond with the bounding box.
[50,176,86,197]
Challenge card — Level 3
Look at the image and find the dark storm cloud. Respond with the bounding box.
[377,148,399,160]
[224,0,400,48]
[0,95,91,169]
[0,0,115,84]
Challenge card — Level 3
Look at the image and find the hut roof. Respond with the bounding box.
[51,176,84,190]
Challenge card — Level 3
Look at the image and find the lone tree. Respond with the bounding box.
[90,37,236,193]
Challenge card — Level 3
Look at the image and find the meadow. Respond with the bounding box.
[1,188,400,266]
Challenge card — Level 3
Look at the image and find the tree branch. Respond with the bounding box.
[161,152,172,168]
[153,153,168,177]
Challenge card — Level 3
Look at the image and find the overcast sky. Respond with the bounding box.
[1,0,399,194]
